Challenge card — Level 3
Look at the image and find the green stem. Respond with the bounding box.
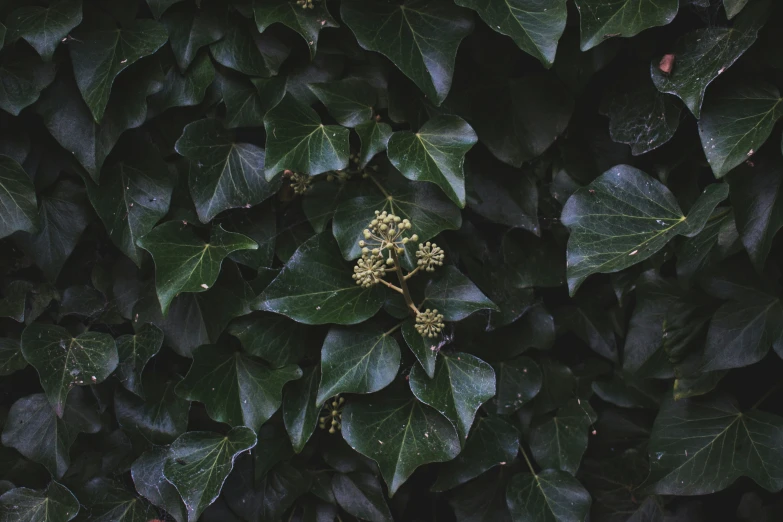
[367,172,391,199]
[384,322,404,337]
[520,445,537,476]
[391,247,418,316]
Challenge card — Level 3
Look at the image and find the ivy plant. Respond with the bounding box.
[2,0,783,521]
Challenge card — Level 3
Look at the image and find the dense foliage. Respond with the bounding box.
[2,0,783,520]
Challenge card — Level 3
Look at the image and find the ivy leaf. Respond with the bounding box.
[355,120,393,167]
[308,78,376,128]
[0,281,34,322]
[70,20,168,122]
[163,428,257,522]
[529,399,597,475]
[724,0,749,18]
[161,5,226,71]
[219,75,286,129]
[332,169,462,261]
[227,313,308,368]
[253,0,339,59]
[432,416,520,492]
[136,222,257,316]
[115,378,190,445]
[257,232,385,325]
[698,82,783,178]
[561,165,729,295]
[448,468,512,522]
[86,144,174,267]
[454,0,567,67]
[148,53,215,115]
[263,94,350,180]
[175,118,281,223]
[21,323,118,416]
[574,0,678,51]
[1,390,100,479]
[209,24,290,78]
[650,2,767,118]
[341,0,473,105]
[175,344,301,432]
[131,446,186,522]
[114,323,164,398]
[283,366,320,453]
[729,159,783,272]
[491,356,542,415]
[0,481,79,522]
[7,0,83,61]
[147,0,185,19]
[0,47,56,116]
[649,394,783,495]
[402,318,440,379]
[603,69,681,155]
[506,470,592,522]
[531,357,576,415]
[409,352,495,441]
[0,155,38,240]
[387,115,477,207]
[81,478,157,522]
[0,339,26,376]
[332,472,393,522]
[317,325,401,405]
[422,266,498,322]
[342,385,461,496]
[223,458,311,521]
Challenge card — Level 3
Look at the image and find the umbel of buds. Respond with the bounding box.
[319,396,345,434]
[284,170,311,195]
[353,210,446,337]
[296,0,316,9]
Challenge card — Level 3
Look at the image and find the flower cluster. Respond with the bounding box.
[416,241,445,272]
[319,396,344,434]
[415,309,445,338]
[295,0,317,9]
[353,210,418,278]
[288,172,311,195]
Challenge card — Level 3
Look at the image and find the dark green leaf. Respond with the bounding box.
[175,344,301,432]
[209,24,289,78]
[0,339,26,376]
[699,82,783,177]
[224,205,277,270]
[574,0,678,51]
[283,366,320,453]
[161,5,226,71]
[559,303,618,363]
[409,352,495,441]
[136,221,257,315]
[7,0,82,61]
[131,446,186,522]
[332,472,393,522]
[115,378,190,445]
[163,427,257,522]
[0,281,32,322]
[21,323,117,416]
[228,313,308,368]
[175,118,281,223]
[341,0,473,105]
[263,93,350,180]
[387,115,477,207]
[257,232,385,325]
[561,165,729,295]
[506,469,592,522]
[114,323,164,398]
[219,75,286,129]
[1,390,100,479]
[86,145,174,267]
[402,318,440,379]
[650,3,767,118]
[649,394,783,494]
[316,325,401,405]
[308,78,375,128]
[466,163,539,232]
[432,416,520,491]
[342,385,461,496]
[82,478,157,522]
[70,20,168,122]
[454,0,567,67]
[253,0,338,59]
[0,47,56,116]
[355,120,393,167]
[422,266,498,322]
[0,481,79,522]
[531,357,576,415]
[148,53,215,115]
[529,399,597,475]
[147,0,185,19]
[223,458,311,522]
[491,356,542,415]
[675,208,740,279]
[448,468,512,522]
[725,0,749,18]
[0,155,38,239]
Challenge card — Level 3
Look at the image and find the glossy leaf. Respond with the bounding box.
[649,394,783,495]
[506,469,592,522]
[163,428,257,522]
[492,356,542,415]
[81,478,157,522]
[0,47,56,116]
[115,378,190,445]
[317,325,401,405]
[253,0,338,59]
[257,232,385,325]
[409,352,495,441]
[0,338,26,376]
[263,94,350,180]
[387,115,477,207]
[0,482,79,522]
[131,446,187,522]
[161,6,226,71]
[7,0,82,61]
[227,313,309,368]
[136,221,257,316]
[422,265,498,321]
[21,323,117,416]
[147,0,185,19]
[342,386,461,496]
[219,75,286,129]
[529,399,597,475]
[283,366,320,453]
[308,78,376,128]
[561,165,729,295]
[175,118,281,223]
[402,318,440,379]
[355,120,393,167]
[148,53,215,114]
[574,0,678,51]
[114,323,164,398]
[209,24,289,78]
[332,472,393,522]
[175,344,301,432]
[341,0,473,105]
[0,155,38,239]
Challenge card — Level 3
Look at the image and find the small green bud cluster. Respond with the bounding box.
[353,210,419,287]
[290,173,311,195]
[319,396,345,434]
[415,309,445,338]
[353,255,385,288]
[326,169,351,183]
[296,0,316,9]
[416,242,445,271]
